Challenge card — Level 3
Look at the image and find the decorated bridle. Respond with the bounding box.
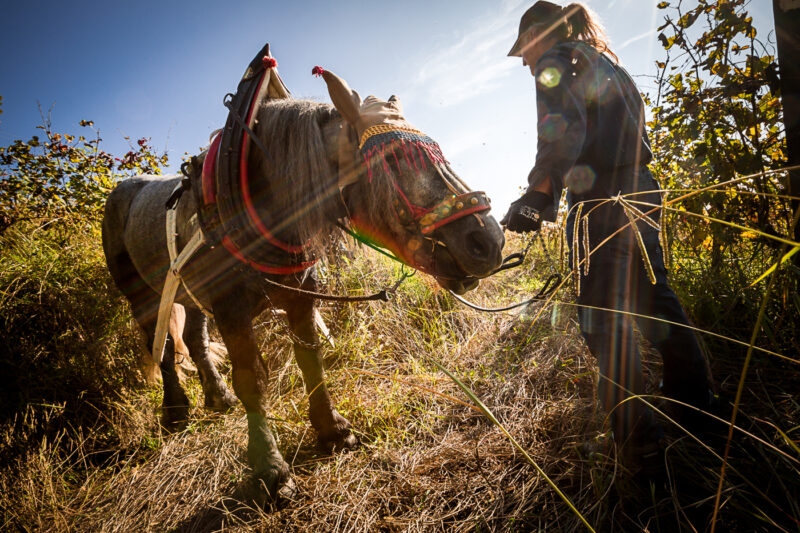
[355,124,491,236]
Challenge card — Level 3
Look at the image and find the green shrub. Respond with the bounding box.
[0,115,168,467]
[0,220,142,442]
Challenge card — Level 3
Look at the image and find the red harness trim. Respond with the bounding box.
[239,70,309,254]
[421,204,489,234]
[199,58,317,275]
[202,133,221,205]
[393,182,431,220]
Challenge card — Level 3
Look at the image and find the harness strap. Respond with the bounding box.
[153,274,180,365]
[221,235,317,274]
[202,133,221,206]
[226,70,313,254]
[166,209,213,316]
[200,130,315,275]
[204,45,319,274]
[152,203,212,365]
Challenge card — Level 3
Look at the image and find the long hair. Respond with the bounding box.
[532,1,618,62]
[562,3,618,62]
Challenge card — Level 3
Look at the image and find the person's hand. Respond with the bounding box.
[500,190,554,233]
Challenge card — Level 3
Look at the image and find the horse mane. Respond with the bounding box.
[248,98,344,259]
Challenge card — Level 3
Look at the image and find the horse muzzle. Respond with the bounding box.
[407,211,503,294]
[434,212,505,279]
[437,277,481,295]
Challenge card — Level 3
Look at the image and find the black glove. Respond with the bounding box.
[501,190,554,233]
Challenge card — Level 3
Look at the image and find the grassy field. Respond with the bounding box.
[1,221,798,532]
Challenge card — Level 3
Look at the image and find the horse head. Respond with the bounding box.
[318,68,505,294]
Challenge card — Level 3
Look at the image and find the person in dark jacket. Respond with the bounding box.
[502,1,715,470]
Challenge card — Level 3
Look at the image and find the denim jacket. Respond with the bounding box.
[527,41,654,202]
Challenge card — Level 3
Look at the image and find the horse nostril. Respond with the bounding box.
[466,231,490,258]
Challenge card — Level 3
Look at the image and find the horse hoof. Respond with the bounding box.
[249,463,295,503]
[312,409,358,453]
[320,430,359,453]
[160,405,190,432]
[276,476,298,502]
[206,390,238,412]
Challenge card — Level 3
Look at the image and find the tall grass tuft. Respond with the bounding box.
[0,218,155,528]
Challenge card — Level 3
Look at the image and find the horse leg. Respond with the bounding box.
[212,294,294,499]
[170,304,189,367]
[285,300,357,452]
[155,330,192,429]
[107,250,190,428]
[183,307,238,412]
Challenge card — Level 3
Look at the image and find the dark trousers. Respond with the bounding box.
[568,170,712,445]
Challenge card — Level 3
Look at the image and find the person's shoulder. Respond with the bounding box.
[536,42,600,75]
[535,42,600,92]
[537,42,574,66]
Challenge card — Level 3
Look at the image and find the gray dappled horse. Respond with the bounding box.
[102,68,504,499]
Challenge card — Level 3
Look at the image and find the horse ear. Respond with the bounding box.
[388,95,403,113]
[319,69,362,126]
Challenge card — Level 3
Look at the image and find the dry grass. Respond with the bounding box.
[1,230,798,532]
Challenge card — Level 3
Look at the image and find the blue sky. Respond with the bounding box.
[0,0,777,212]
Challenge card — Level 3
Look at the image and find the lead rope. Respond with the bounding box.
[247,265,414,350]
[253,264,414,303]
[448,231,563,313]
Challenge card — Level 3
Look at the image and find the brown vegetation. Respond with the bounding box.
[2,224,797,532]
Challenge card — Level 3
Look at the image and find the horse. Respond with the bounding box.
[101,67,504,499]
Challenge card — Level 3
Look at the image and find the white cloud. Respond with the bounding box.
[403,1,526,107]
[617,28,657,52]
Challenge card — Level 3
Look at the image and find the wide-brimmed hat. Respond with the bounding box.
[508,1,565,56]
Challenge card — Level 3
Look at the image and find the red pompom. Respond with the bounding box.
[312,66,325,77]
[262,56,277,69]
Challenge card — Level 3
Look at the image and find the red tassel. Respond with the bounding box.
[415,143,427,170]
[379,143,390,173]
[312,66,325,77]
[363,154,373,182]
[400,140,414,171]
[391,146,401,173]
[262,56,277,69]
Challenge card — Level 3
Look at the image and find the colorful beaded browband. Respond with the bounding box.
[358,125,448,178]
[359,125,432,150]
